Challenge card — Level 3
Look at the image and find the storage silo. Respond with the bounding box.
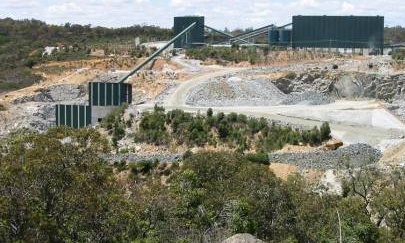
[279,29,292,46]
[268,29,279,45]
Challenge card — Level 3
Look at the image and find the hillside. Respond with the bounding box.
[0,18,172,92]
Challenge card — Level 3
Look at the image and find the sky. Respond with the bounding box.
[0,0,404,29]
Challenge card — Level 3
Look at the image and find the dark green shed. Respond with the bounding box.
[88,82,132,106]
[55,104,91,128]
[292,16,384,50]
[173,16,205,48]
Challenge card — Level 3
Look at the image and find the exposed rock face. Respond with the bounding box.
[222,234,265,243]
[271,70,405,101]
[12,84,87,104]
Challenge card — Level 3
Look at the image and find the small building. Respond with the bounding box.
[55,82,133,128]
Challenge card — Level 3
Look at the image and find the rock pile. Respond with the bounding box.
[103,153,182,163]
[268,143,382,169]
[12,84,87,104]
[281,91,334,105]
[186,77,287,107]
[186,73,335,107]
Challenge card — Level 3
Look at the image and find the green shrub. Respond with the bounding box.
[309,126,321,145]
[134,105,169,145]
[183,150,193,160]
[128,160,157,175]
[243,152,269,165]
[113,160,128,172]
[392,49,405,60]
[100,105,127,147]
[0,104,6,111]
[206,108,213,117]
[320,122,331,141]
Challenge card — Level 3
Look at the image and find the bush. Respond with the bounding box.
[134,105,169,145]
[320,122,331,141]
[309,126,321,145]
[100,105,127,147]
[183,150,193,160]
[206,108,213,117]
[113,160,128,172]
[243,152,269,165]
[0,104,6,111]
[128,160,157,175]
[392,49,405,60]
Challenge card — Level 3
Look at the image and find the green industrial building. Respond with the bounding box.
[292,16,384,51]
[173,16,205,48]
[55,82,133,128]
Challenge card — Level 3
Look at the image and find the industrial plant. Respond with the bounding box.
[54,14,386,128]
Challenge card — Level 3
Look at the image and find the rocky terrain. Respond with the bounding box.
[186,77,287,106]
[269,143,382,169]
[271,69,405,101]
[0,83,88,135]
[1,54,405,174]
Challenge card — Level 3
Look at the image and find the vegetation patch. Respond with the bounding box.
[186,46,264,64]
[100,104,132,147]
[0,18,171,91]
[134,106,331,152]
[391,49,405,60]
[0,128,405,242]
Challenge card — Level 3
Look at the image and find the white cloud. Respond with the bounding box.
[341,2,355,13]
[47,3,85,15]
[0,0,404,28]
[0,0,39,8]
[297,0,319,7]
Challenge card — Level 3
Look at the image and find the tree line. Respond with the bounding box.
[0,127,404,242]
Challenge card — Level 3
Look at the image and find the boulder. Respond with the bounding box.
[222,234,265,243]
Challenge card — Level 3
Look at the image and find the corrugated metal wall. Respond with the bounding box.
[292,16,384,49]
[268,30,279,45]
[55,104,91,128]
[55,82,132,128]
[173,16,205,48]
[279,29,292,46]
[88,82,132,106]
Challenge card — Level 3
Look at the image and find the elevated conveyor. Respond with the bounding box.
[118,22,197,83]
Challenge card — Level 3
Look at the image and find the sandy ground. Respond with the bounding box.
[269,163,298,180]
[379,140,405,166]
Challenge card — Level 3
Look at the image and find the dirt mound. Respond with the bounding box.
[380,141,405,166]
[186,77,286,107]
